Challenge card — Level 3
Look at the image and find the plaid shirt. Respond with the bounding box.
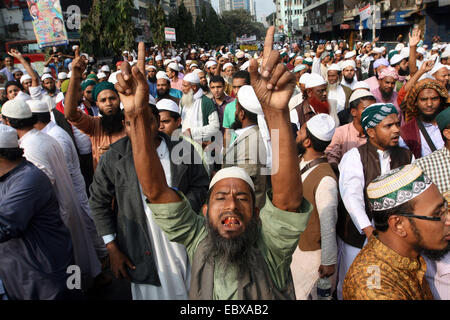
[415,147,450,194]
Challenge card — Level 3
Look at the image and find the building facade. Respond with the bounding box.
[274,0,304,38]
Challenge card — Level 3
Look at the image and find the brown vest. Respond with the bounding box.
[298,162,337,251]
[295,100,316,129]
[336,142,413,248]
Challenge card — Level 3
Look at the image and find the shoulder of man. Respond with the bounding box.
[201,95,218,114]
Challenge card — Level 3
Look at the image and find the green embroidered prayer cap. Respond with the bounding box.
[436,107,450,132]
[360,103,398,135]
[367,164,433,212]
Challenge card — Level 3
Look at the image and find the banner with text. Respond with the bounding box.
[165,27,176,42]
[359,4,372,21]
[27,0,68,48]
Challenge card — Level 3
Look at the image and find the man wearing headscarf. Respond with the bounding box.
[364,58,389,92]
[337,103,414,299]
[64,50,126,170]
[371,67,402,123]
[344,164,449,299]
[415,108,450,300]
[400,79,449,159]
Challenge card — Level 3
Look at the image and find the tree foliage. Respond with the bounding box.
[80,0,136,57]
[221,9,265,41]
[148,1,166,47]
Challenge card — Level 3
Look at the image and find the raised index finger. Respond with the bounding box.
[74,47,80,58]
[263,26,275,68]
[137,42,145,76]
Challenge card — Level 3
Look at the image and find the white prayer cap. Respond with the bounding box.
[209,166,255,191]
[42,67,51,74]
[305,73,326,89]
[363,42,371,48]
[149,94,156,106]
[341,59,356,70]
[26,99,50,113]
[155,55,163,61]
[163,59,172,67]
[430,62,447,77]
[344,51,356,59]
[432,44,440,51]
[190,64,198,68]
[335,50,342,55]
[380,46,386,52]
[223,63,234,71]
[11,68,21,75]
[200,54,206,58]
[175,56,182,62]
[236,51,245,59]
[183,72,200,84]
[1,99,32,119]
[295,56,303,61]
[41,73,53,81]
[395,43,405,51]
[293,64,307,73]
[156,71,170,81]
[349,89,375,104]
[167,62,180,72]
[416,47,427,56]
[327,64,341,72]
[67,71,72,78]
[289,53,296,59]
[205,61,217,69]
[400,47,410,58]
[352,81,371,91]
[191,49,197,53]
[240,61,250,71]
[237,85,264,116]
[192,69,203,76]
[299,73,311,85]
[68,62,72,71]
[372,47,383,54]
[326,45,332,51]
[390,54,406,66]
[20,74,31,84]
[0,124,18,148]
[101,65,110,72]
[123,50,129,55]
[97,72,107,79]
[156,99,180,115]
[57,72,68,80]
[306,114,335,142]
[107,70,120,84]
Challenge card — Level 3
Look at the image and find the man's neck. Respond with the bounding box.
[0,158,23,177]
[369,138,387,151]
[16,127,33,139]
[241,119,256,129]
[377,231,420,260]
[352,119,365,136]
[419,115,438,126]
[302,149,325,162]
[34,121,48,131]
[214,94,226,105]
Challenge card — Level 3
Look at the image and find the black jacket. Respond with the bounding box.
[89,133,209,285]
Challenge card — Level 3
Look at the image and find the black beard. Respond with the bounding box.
[100,109,124,135]
[418,107,443,123]
[344,76,353,84]
[200,83,210,92]
[231,118,242,130]
[422,242,450,261]
[157,88,170,97]
[204,212,260,279]
[380,88,393,100]
[398,67,409,77]
[46,86,57,94]
[297,142,306,156]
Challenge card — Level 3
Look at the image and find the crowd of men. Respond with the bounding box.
[0,26,449,300]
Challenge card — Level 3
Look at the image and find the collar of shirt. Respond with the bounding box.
[156,138,169,159]
[193,88,204,101]
[377,149,390,160]
[213,95,233,107]
[234,125,256,137]
[18,128,39,145]
[0,159,26,181]
[42,120,56,134]
[350,121,366,138]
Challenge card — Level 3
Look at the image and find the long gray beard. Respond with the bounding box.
[328,82,339,91]
[180,89,194,108]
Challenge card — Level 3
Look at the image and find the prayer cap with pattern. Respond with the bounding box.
[367,164,432,211]
[361,103,398,135]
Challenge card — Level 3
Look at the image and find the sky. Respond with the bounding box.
[211,0,276,22]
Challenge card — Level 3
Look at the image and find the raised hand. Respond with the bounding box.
[7,48,23,60]
[114,42,149,117]
[409,28,421,47]
[71,47,87,76]
[248,26,296,112]
[420,59,434,74]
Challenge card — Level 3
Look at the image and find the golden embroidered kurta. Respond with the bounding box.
[343,234,434,300]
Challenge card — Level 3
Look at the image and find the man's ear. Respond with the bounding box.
[387,215,408,238]
[443,128,450,141]
[366,127,376,139]
[254,206,260,219]
[202,204,208,217]
[350,107,358,118]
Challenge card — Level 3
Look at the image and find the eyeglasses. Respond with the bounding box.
[397,201,449,222]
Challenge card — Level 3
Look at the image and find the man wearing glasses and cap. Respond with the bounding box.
[343,164,449,300]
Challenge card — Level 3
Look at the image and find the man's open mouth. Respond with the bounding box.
[221,215,241,228]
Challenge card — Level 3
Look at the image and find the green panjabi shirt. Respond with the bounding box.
[148,190,312,300]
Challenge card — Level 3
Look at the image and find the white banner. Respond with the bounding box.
[359,4,372,21]
[236,35,257,43]
[164,27,176,42]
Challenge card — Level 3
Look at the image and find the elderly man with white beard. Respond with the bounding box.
[180,73,220,147]
[327,64,352,127]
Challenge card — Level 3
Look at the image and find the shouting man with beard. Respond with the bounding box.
[65,49,126,170]
[292,73,329,129]
[116,27,312,300]
[400,79,449,159]
[343,164,449,300]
